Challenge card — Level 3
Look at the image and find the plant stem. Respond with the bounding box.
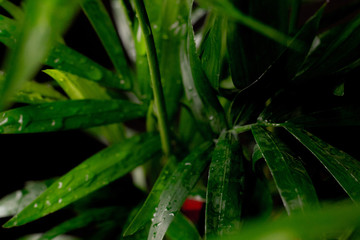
[133,0,171,157]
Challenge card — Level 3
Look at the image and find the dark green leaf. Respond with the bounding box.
[12,81,67,104]
[251,144,262,171]
[180,4,227,135]
[0,99,146,134]
[251,125,319,214]
[39,207,126,240]
[218,203,360,240]
[0,0,80,109]
[0,0,23,20]
[199,13,227,90]
[81,0,132,89]
[206,131,244,238]
[124,143,213,239]
[196,0,295,49]
[166,213,201,240]
[285,126,360,203]
[4,133,161,227]
[284,105,360,127]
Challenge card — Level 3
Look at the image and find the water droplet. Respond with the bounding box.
[120,80,125,85]
[169,21,179,30]
[151,218,154,222]
[68,187,72,192]
[58,198,63,204]
[51,120,56,127]
[209,115,214,121]
[0,117,8,126]
[87,66,103,80]
[169,212,175,217]
[46,200,51,206]
[58,182,63,189]
[85,174,89,181]
[185,162,192,166]
[34,203,38,208]
[54,58,60,64]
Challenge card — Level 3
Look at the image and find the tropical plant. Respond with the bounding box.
[0,0,360,239]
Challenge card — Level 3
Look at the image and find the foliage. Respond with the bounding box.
[0,0,360,239]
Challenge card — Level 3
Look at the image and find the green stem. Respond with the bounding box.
[289,0,301,35]
[133,0,171,156]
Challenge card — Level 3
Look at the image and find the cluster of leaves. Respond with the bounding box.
[0,0,360,239]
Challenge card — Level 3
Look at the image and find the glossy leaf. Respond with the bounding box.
[0,0,80,109]
[4,133,161,227]
[124,143,213,239]
[81,0,132,88]
[12,81,67,104]
[119,156,178,237]
[180,3,227,135]
[251,125,319,214]
[206,131,244,238]
[0,99,146,134]
[39,207,126,240]
[44,69,125,144]
[148,142,212,240]
[218,203,360,240]
[285,126,360,203]
[166,213,201,240]
[251,144,262,171]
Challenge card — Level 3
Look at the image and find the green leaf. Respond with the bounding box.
[12,81,67,104]
[3,133,161,228]
[199,13,227,90]
[284,126,360,203]
[0,0,23,20]
[251,144,262,171]
[231,3,325,125]
[123,155,179,236]
[0,99,146,134]
[0,14,17,47]
[124,142,213,239]
[205,131,244,238]
[251,125,319,214]
[218,203,360,240]
[0,181,48,218]
[148,142,212,240]
[0,0,80,109]
[81,0,132,89]
[180,3,227,135]
[44,69,126,144]
[38,207,126,240]
[166,213,201,240]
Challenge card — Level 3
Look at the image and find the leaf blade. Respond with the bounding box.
[284,126,360,203]
[3,133,161,227]
[251,125,319,214]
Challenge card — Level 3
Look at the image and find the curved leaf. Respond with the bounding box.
[166,213,201,240]
[3,133,161,227]
[206,131,244,238]
[284,126,360,203]
[0,99,146,134]
[81,0,132,89]
[251,125,319,214]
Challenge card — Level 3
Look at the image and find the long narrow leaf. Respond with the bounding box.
[3,133,161,227]
[180,2,227,135]
[12,81,67,104]
[285,126,360,203]
[205,131,244,238]
[0,0,80,109]
[81,0,132,88]
[251,125,319,214]
[0,99,146,134]
[44,69,125,144]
